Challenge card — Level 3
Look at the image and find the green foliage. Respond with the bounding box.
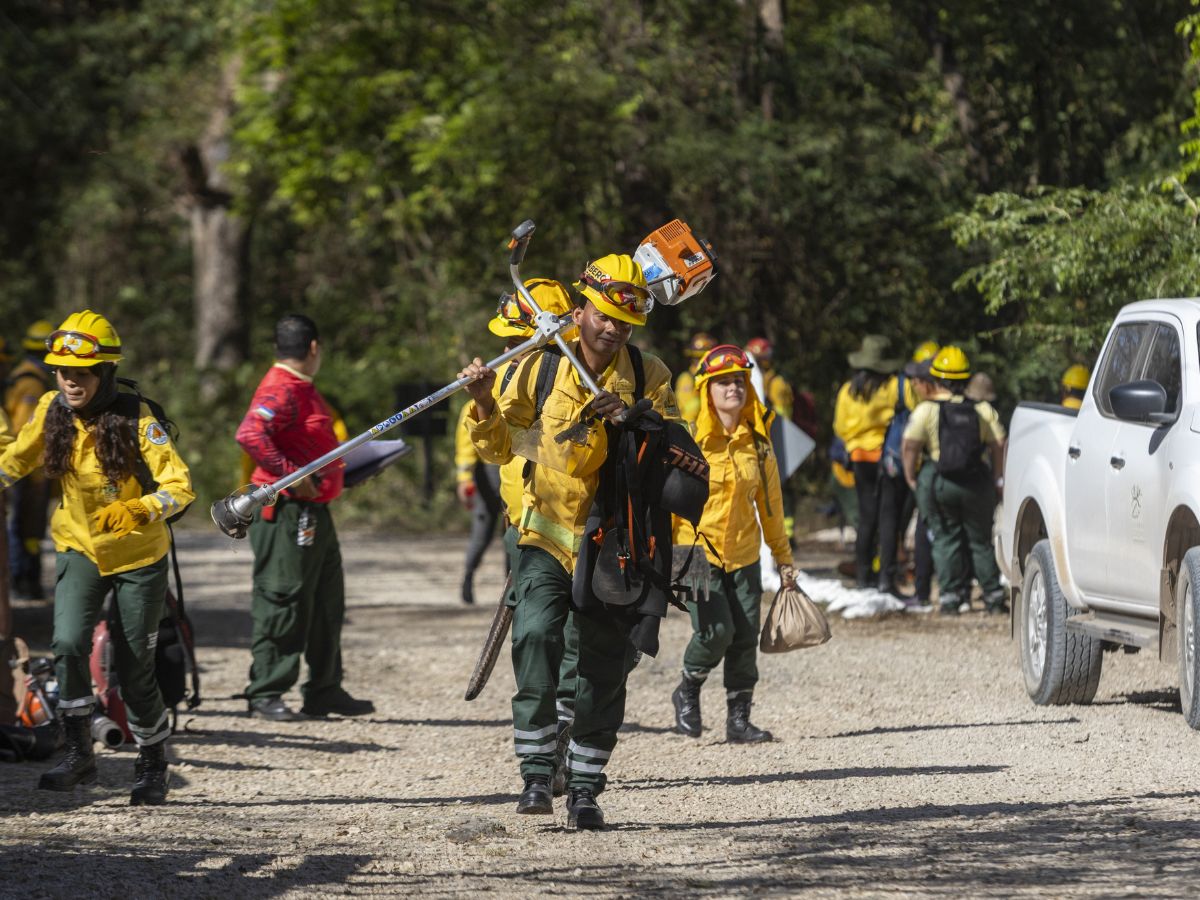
[2,0,1196,525]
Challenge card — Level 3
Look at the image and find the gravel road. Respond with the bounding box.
[2,530,1198,898]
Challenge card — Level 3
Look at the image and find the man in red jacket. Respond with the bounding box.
[236,314,374,721]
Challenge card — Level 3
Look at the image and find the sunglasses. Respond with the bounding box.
[579,272,652,314]
[697,345,753,377]
[45,330,120,359]
[494,291,537,327]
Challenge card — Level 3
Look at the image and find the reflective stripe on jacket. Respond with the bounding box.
[470,343,678,573]
[0,391,194,576]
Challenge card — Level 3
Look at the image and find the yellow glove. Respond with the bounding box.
[92,499,151,537]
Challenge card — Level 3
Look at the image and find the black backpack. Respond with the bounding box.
[535,347,709,657]
[935,399,986,482]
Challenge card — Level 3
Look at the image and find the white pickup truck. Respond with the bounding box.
[997,299,1200,728]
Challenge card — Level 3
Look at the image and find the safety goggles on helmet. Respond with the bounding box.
[45,330,120,359]
[696,344,753,378]
[578,272,652,317]
[494,291,537,330]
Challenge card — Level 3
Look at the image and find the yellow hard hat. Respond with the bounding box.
[929,345,970,381]
[488,278,575,339]
[912,340,939,363]
[573,254,650,326]
[43,310,123,367]
[1061,364,1089,391]
[693,344,754,395]
[23,320,55,352]
[685,332,718,358]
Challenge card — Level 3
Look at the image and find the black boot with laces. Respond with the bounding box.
[671,673,703,737]
[566,787,605,830]
[130,741,170,806]
[726,692,773,743]
[37,714,96,792]
[515,774,553,814]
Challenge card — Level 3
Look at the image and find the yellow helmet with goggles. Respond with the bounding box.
[574,254,651,326]
[693,344,754,394]
[489,278,575,339]
[44,309,123,367]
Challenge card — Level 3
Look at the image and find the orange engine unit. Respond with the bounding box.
[635,219,717,307]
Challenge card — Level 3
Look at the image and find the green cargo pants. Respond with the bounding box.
[245,500,345,706]
[682,562,763,693]
[916,464,1001,600]
[510,546,637,793]
[503,526,579,725]
[53,550,170,746]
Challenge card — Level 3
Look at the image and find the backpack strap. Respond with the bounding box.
[533,344,564,419]
[499,358,521,396]
[626,344,645,402]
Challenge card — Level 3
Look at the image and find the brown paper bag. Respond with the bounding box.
[759,585,831,652]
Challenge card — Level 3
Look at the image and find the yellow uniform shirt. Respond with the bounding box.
[902,391,1005,462]
[833,376,915,459]
[456,359,525,524]
[674,365,703,424]
[5,359,50,432]
[470,344,678,573]
[674,416,793,572]
[0,392,195,576]
[760,368,795,421]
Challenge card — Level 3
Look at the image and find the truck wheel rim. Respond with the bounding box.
[1186,580,1195,699]
[1027,568,1047,680]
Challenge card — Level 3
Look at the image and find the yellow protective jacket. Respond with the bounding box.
[5,358,51,431]
[457,359,525,525]
[674,363,703,423]
[0,392,195,576]
[760,367,795,421]
[833,376,912,460]
[470,344,678,573]
[674,383,793,572]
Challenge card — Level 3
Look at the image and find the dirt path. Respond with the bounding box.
[2,531,1198,897]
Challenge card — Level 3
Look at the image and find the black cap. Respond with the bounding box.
[903,359,933,380]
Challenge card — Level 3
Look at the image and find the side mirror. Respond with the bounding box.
[1109,379,1173,424]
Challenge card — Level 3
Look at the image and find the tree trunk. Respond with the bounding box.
[921,8,989,189]
[183,57,247,376]
[759,0,784,122]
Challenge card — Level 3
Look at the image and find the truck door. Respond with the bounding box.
[1107,319,1183,609]
[1065,321,1153,599]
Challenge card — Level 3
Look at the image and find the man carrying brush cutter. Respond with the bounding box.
[458,253,679,830]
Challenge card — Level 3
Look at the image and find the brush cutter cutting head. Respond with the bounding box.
[634,219,718,308]
[211,485,261,539]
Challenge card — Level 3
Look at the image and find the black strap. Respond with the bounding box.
[533,344,564,419]
[500,358,521,396]
[166,524,202,709]
[627,344,645,402]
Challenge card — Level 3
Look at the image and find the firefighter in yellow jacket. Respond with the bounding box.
[673,332,716,423]
[0,310,194,805]
[6,319,56,599]
[458,254,677,830]
[670,344,796,743]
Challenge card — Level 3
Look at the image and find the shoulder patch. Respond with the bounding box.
[145,422,169,445]
[254,405,276,420]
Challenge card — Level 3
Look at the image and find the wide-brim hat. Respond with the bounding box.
[847,334,901,374]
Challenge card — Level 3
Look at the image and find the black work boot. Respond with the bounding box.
[37,714,97,791]
[726,692,772,743]
[671,673,703,737]
[983,589,1009,615]
[566,788,605,830]
[515,775,553,814]
[130,741,170,806]
[551,719,572,798]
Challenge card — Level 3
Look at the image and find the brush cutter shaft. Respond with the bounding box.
[223,326,565,523]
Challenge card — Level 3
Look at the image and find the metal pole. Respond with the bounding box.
[211,323,566,537]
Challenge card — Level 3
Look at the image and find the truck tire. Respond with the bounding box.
[1176,548,1200,729]
[1018,539,1102,705]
